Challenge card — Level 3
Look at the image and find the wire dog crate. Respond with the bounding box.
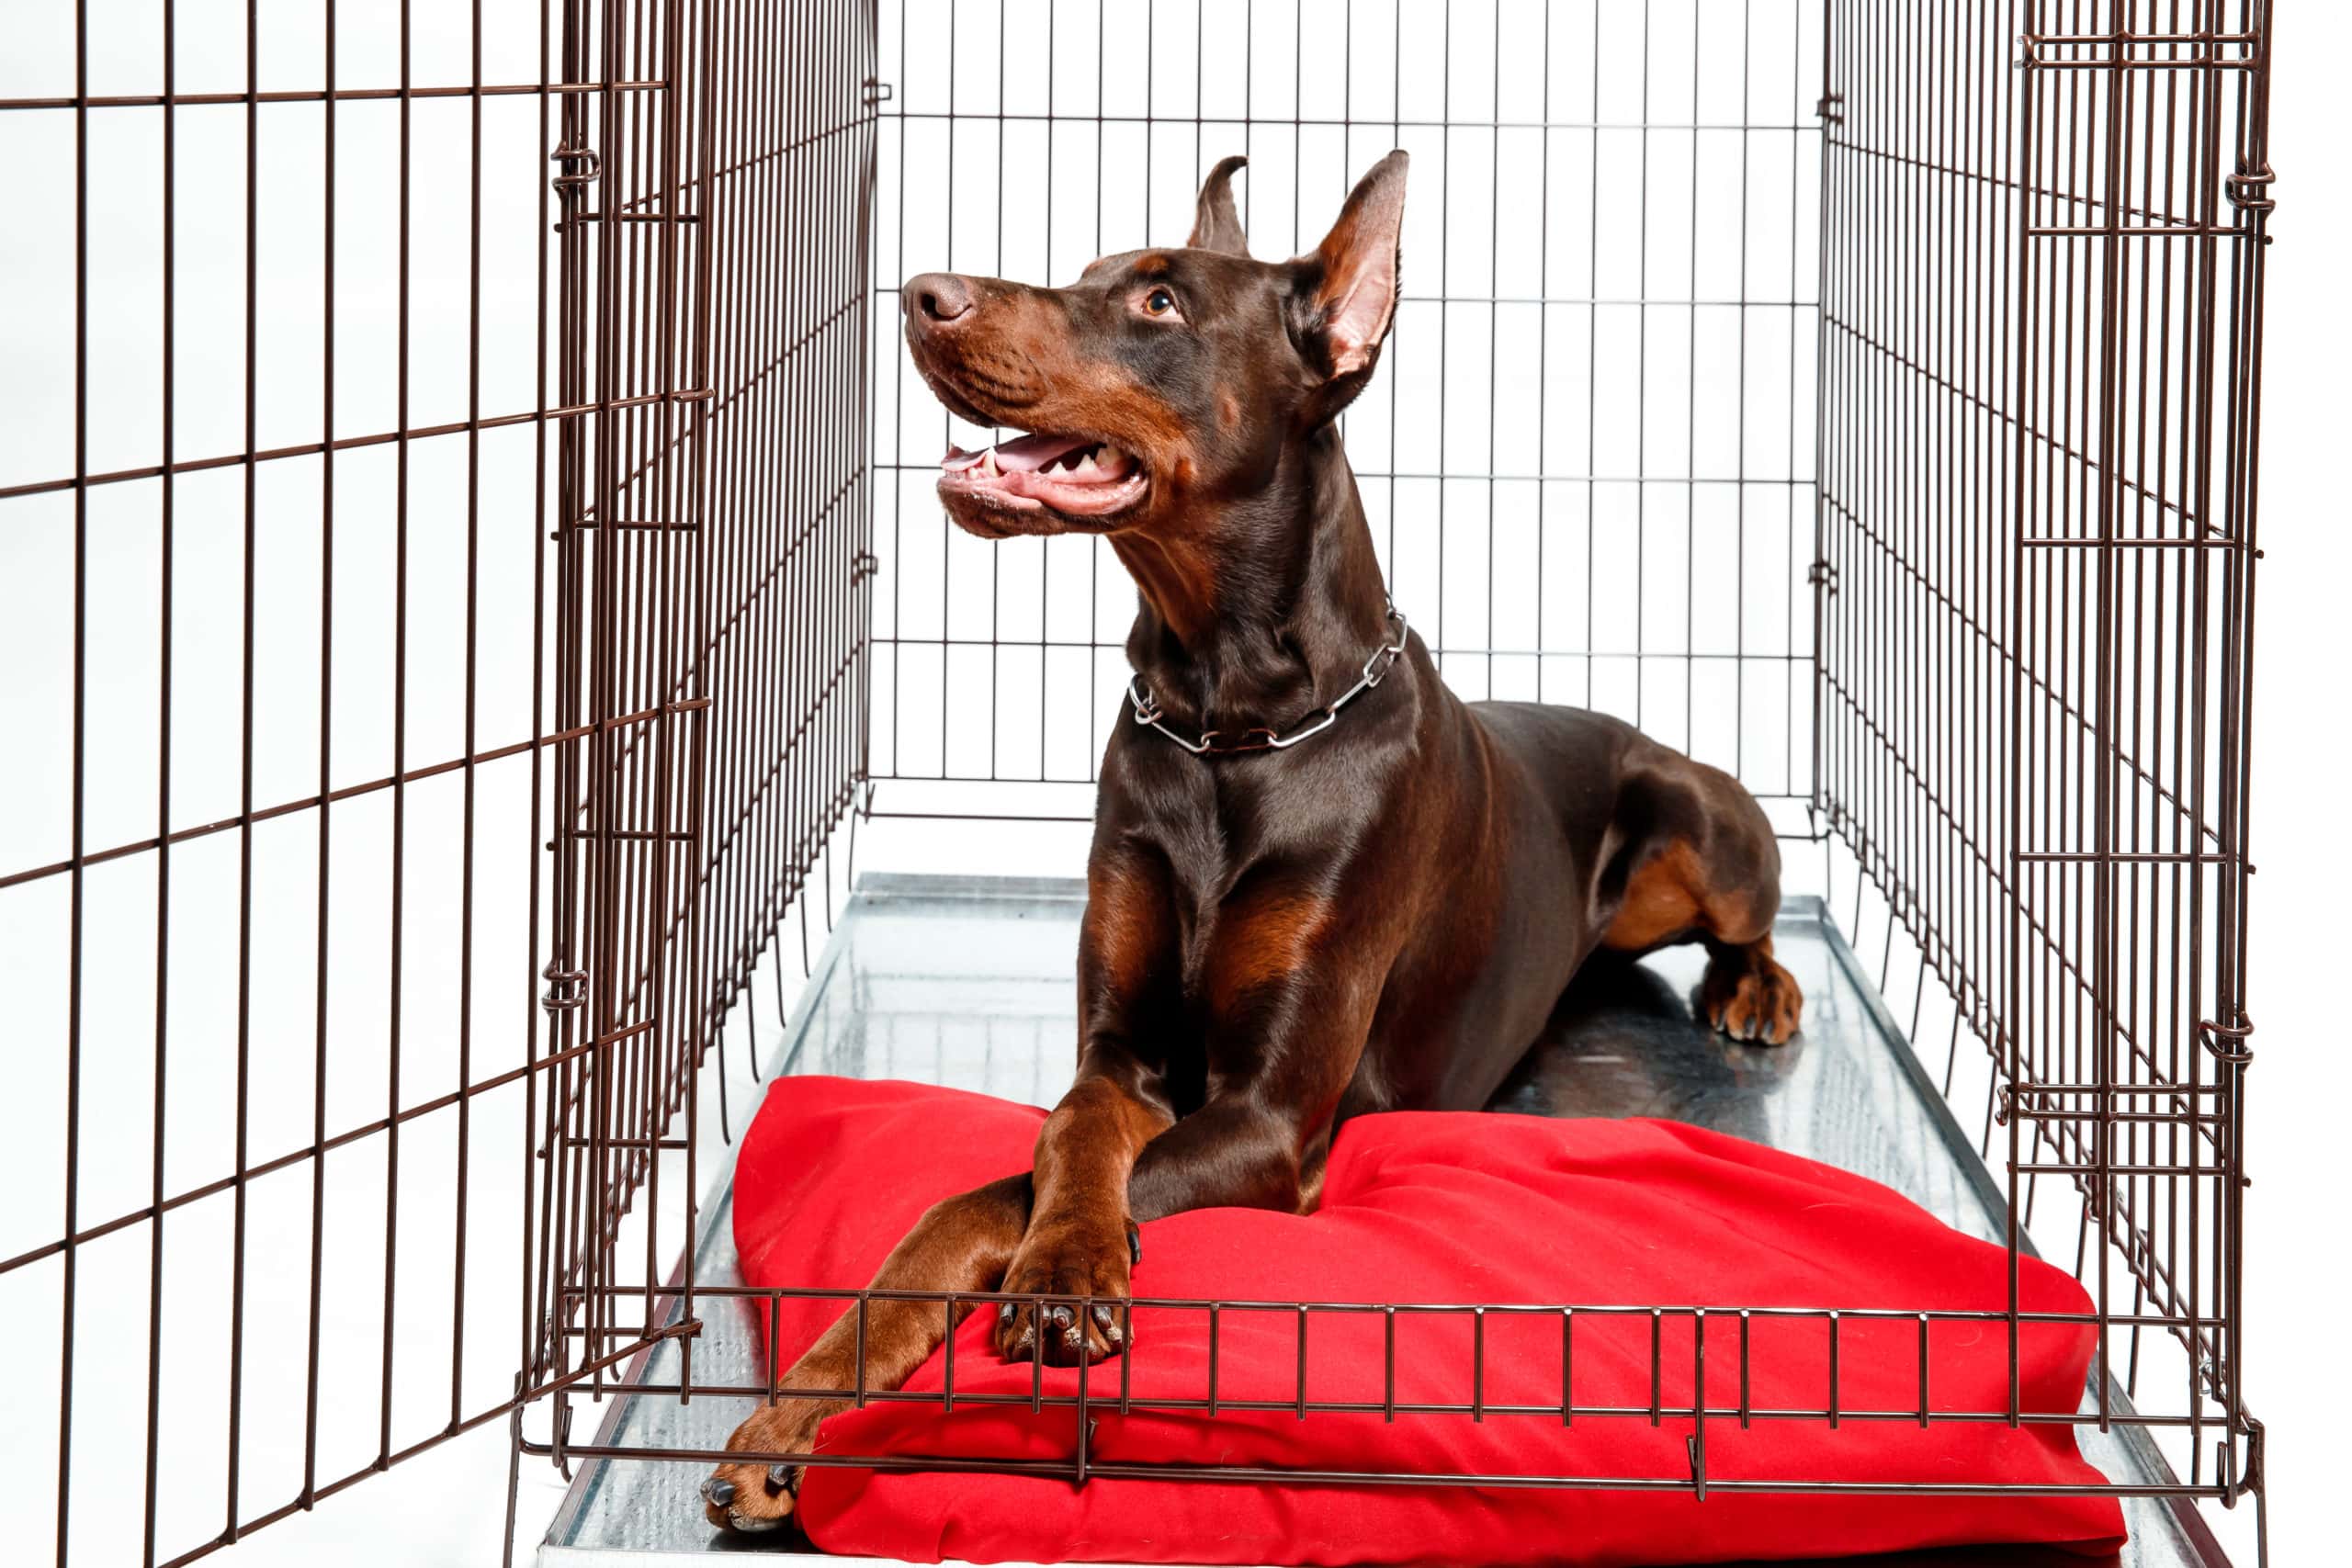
[0,0,2273,1564]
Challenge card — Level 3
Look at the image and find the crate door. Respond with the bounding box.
[2004,0,2271,1491]
[1815,0,2273,1501]
[530,0,714,1405]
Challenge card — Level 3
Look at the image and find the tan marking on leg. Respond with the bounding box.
[1205,890,1336,1014]
[1601,840,1707,952]
[1083,856,1171,1003]
[704,1176,1030,1533]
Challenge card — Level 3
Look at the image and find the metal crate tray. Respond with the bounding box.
[540,874,2228,1568]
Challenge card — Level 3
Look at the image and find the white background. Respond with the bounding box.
[3,2,2347,1565]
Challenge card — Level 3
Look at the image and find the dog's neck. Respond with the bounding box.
[1114,424,1395,731]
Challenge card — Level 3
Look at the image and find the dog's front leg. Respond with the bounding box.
[701,1173,1033,1533]
[993,1072,1172,1363]
[1009,873,1397,1370]
[989,850,1183,1364]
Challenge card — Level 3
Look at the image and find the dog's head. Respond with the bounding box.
[903,151,1408,540]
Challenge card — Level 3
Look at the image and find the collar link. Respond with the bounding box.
[1125,605,1409,757]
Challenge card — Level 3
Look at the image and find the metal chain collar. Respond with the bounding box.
[1125,607,1410,756]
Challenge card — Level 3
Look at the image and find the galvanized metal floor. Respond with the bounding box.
[540,874,2223,1568]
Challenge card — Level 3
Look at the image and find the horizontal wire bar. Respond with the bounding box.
[0,391,707,505]
[880,111,1823,133]
[565,1281,2226,1330]
[0,80,668,112]
[2018,535,2246,549]
[2023,54,2257,73]
[538,1438,2237,1500]
[0,699,706,892]
[868,637,1809,661]
[2014,851,2245,864]
[873,286,1819,310]
[0,1021,652,1279]
[576,1379,2231,1432]
[876,461,1817,486]
[2028,223,2251,238]
[2025,29,2261,47]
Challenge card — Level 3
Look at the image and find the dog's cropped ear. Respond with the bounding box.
[1292,150,1408,404]
[1188,155,1250,254]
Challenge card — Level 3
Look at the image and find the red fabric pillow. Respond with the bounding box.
[734,1077,2124,1566]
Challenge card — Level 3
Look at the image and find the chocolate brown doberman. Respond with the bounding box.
[701,151,1801,1533]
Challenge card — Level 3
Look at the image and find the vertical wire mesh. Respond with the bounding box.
[864,0,1825,831]
[527,0,879,1447]
[1815,0,2270,1489]
[0,1,876,1561]
[0,3,592,1558]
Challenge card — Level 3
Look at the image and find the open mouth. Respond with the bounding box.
[938,430,1148,529]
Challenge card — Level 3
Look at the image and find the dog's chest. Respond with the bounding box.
[1125,763,1386,1001]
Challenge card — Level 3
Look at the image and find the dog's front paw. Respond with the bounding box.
[1701,943,1804,1045]
[993,1218,1134,1366]
[701,1393,844,1535]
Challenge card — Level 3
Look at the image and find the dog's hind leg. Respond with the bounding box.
[700,1172,1033,1534]
[1600,750,1804,1045]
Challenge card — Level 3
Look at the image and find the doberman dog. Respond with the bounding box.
[701,151,1801,1533]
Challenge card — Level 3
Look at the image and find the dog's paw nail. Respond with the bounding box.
[1127,1224,1142,1266]
[703,1477,736,1507]
[1091,1303,1117,1328]
[769,1462,799,1495]
[999,1301,1015,1323]
[1047,1305,1073,1330]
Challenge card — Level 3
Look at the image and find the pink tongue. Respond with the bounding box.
[988,432,1092,473]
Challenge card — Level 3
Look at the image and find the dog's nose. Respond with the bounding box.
[906,272,973,326]
[702,1476,736,1508]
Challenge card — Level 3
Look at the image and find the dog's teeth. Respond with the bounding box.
[980,448,1000,475]
[1075,451,1097,473]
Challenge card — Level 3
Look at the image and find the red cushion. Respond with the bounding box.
[735,1077,2124,1565]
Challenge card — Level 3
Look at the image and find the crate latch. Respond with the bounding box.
[2226,163,2277,215]
[550,141,600,195]
[2199,1014,2255,1067]
[541,960,589,1013]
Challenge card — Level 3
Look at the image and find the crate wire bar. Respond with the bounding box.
[0,0,2274,1565]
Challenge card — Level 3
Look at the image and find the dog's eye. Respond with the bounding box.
[1142,288,1176,316]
